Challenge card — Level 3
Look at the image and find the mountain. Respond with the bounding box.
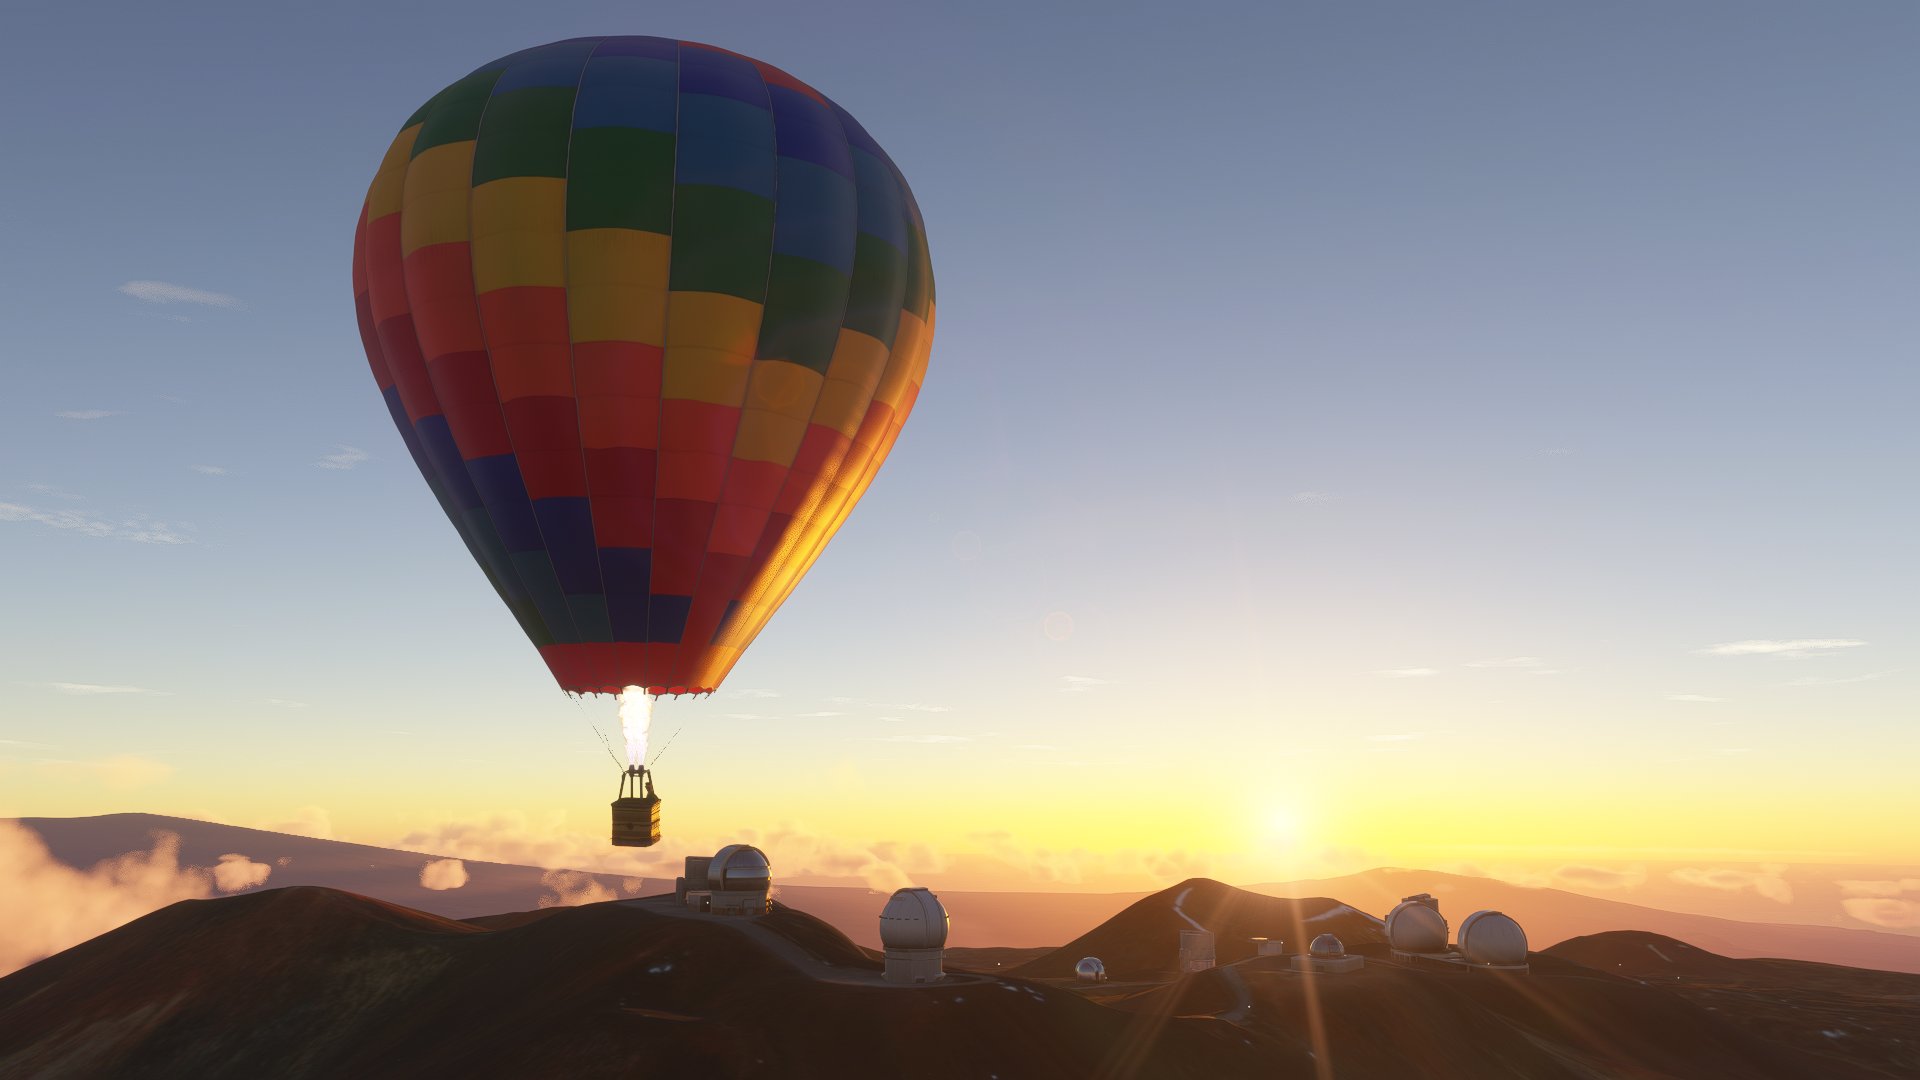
[1012,877,1384,979]
[1254,868,1920,974]
[0,887,1256,1080]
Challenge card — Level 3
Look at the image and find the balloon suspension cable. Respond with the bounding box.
[574,692,625,770]
[647,713,687,769]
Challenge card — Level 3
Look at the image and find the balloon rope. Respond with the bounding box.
[574,693,624,770]
[647,714,687,769]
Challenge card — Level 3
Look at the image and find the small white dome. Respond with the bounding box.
[1458,911,1528,965]
[1386,899,1449,952]
[1309,933,1344,958]
[879,887,949,949]
[707,845,771,892]
[1075,956,1106,981]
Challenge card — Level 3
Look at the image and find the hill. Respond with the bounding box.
[1255,867,1920,974]
[1012,877,1384,979]
[0,886,1255,1079]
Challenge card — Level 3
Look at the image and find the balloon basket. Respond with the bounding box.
[611,767,662,847]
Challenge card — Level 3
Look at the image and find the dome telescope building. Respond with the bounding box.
[1458,911,1529,970]
[1294,932,1364,974]
[1075,957,1107,982]
[1386,893,1450,956]
[673,844,771,916]
[880,887,949,984]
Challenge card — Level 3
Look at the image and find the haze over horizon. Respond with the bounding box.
[2,0,1914,943]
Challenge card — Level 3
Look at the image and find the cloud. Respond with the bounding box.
[538,868,617,908]
[1552,865,1646,890]
[1059,675,1107,693]
[45,682,169,696]
[33,755,173,789]
[212,854,272,893]
[0,503,192,545]
[1697,639,1865,658]
[1840,898,1920,929]
[191,465,227,476]
[1291,491,1333,503]
[1466,657,1543,669]
[0,821,214,976]
[1835,879,1920,898]
[1669,865,1793,903]
[316,446,369,470]
[118,280,243,309]
[420,858,469,891]
[1782,672,1890,687]
[257,806,333,840]
[873,733,971,744]
[794,710,845,718]
[1376,668,1438,678]
[727,688,780,699]
[56,410,118,421]
[24,483,83,501]
[1667,694,1724,703]
[965,831,1208,887]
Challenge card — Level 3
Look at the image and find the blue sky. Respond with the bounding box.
[1,1,1915,886]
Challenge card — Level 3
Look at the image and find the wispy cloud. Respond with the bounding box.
[55,409,118,421]
[191,465,227,476]
[1670,865,1792,903]
[0,503,192,545]
[1059,675,1107,693]
[24,483,83,501]
[1291,491,1333,503]
[1781,672,1890,687]
[45,682,170,696]
[794,710,845,718]
[316,445,369,470]
[1667,694,1724,703]
[1697,639,1865,657]
[118,280,243,309]
[1466,656,1544,669]
[873,733,971,744]
[1376,667,1438,678]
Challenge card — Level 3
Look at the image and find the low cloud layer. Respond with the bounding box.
[1837,879,1920,929]
[0,822,271,975]
[1669,865,1793,903]
[419,858,469,891]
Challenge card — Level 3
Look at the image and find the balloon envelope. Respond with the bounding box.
[352,37,934,695]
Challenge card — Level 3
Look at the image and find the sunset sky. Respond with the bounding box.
[2,1,1914,904]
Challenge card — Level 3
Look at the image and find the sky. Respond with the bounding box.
[1,1,1916,905]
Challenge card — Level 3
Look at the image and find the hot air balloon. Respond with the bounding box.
[350,37,934,844]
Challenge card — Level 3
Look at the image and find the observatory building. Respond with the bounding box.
[1458,910,1529,971]
[1250,937,1286,957]
[1178,929,1216,973]
[1293,933,1364,974]
[674,844,771,916]
[880,887,949,984]
[1075,957,1107,982]
[1387,893,1450,958]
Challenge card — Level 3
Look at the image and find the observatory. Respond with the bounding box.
[1458,910,1529,970]
[1386,893,1450,957]
[1177,929,1216,973]
[1250,937,1286,957]
[880,887,949,984]
[1293,933,1364,974]
[1074,957,1108,982]
[673,845,771,916]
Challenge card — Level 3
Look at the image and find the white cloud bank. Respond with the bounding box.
[0,822,271,976]
[118,280,243,309]
[1697,639,1865,657]
[1669,865,1793,903]
[316,446,369,470]
[419,858,469,891]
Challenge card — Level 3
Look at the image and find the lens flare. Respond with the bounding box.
[617,686,652,768]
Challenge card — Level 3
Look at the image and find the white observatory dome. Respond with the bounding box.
[1386,899,1449,953]
[1075,956,1107,982]
[1458,911,1528,966]
[1309,933,1345,958]
[707,845,771,893]
[879,887,950,950]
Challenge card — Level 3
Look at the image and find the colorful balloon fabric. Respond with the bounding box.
[352,38,934,695]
